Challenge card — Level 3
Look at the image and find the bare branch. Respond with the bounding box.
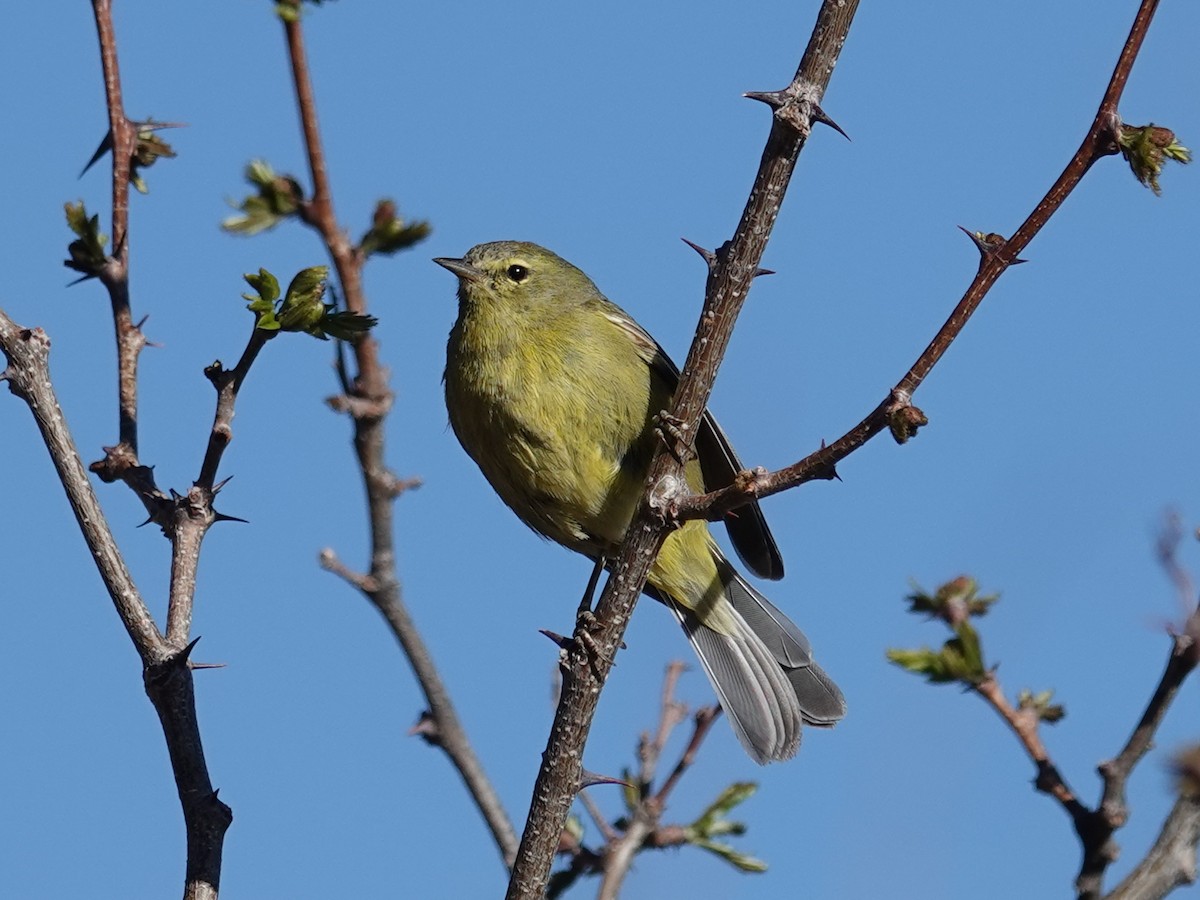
[277,5,517,868]
[88,0,147,475]
[0,314,163,660]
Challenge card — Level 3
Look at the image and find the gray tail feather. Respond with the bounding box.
[670,601,801,764]
[722,564,847,727]
[663,559,846,763]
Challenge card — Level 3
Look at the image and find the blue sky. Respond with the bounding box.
[2,2,1198,898]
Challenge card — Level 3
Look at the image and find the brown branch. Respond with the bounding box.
[0,313,231,899]
[974,674,1090,825]
[89,0,147,472]
[1080,612,1200,899]
[506,12,860,897]
[1105,795,1200,900]
[673,0,1164,529]
[0,316,164,660]
[278,5,517,869]
[654,706,722,807]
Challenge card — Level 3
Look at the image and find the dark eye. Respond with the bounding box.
[506,264,529,283]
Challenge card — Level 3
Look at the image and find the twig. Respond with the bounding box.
[504,3,861,897]
[973,674,1089,822]
[673,0,1164,528]
[88,0,148,481]
[278,4,517,869]
[578,791,619,845]
[655,706,722,806]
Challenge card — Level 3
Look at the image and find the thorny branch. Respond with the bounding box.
[672,0,1168,529]
[546,663,726,899]
[505,2,862,896]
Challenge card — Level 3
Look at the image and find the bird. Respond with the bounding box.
[436,240,845,763]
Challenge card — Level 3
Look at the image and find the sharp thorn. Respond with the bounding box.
[680,237,717,266]
[743,88,788,110]
[811,103,850,141]
[539,628,571,650]
[79,130,114,178]
[579,769,635,791]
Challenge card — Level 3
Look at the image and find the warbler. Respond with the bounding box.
[436,241,845,763]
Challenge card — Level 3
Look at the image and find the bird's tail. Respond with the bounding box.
[668,560,845,764]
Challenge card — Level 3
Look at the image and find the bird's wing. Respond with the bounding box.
[601,307,784,580]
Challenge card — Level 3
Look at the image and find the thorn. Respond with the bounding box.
[811,103,850,141]
[188,660,226,671]
[819,438,842,481]
[179,636,202,663]
[80,129,114,178]
[680,237,717,268]
[212,475,234,494]
[135,314,151,330]
[133,118,186,133]
[957,226,1028,265]
[65,273,96,287]
[753,267,775,278]
[540,628,571,650]
[408,710,442,746]
[138,515,154,528]
[743,88,789,110]
[579,769,635,791]
[212,510,249,524]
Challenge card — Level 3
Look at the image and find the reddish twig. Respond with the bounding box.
[278,4,517,869]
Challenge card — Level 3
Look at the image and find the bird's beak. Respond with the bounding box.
[433,257,485,283]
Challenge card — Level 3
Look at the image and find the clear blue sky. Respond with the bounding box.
[2,2,1198,898]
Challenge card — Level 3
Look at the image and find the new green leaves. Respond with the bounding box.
[359,199,431,259]
[242,265,376,340]
[684,783,767,874]
[887,577,994,686]
[63,201,108,282]
[1118,124,1191,196]
[222,160,304,236]
[887,576,1066,725]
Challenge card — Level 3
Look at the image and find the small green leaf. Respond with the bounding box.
[243,268,281,305]
[887,621,987,686]
[243,268,283,331]
[1117,123,1191,196]
[129,120,179,194]
[359,198,431,258]
[687,836,768,873]
[222,159,304,235]
[904,577,998,625]
[316,308,378,341]
[63,201,109,281]
[277,265,330,333]
[1017,689,1066,724]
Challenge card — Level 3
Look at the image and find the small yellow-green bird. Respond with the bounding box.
[436,241,845,763]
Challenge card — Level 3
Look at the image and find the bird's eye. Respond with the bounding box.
[506,264,529,283]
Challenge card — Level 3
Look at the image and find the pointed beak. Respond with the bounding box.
[433,257,485,283]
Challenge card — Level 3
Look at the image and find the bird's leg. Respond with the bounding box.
[572,555,623,674]
[576,555,606,621]
[654,410,693,466]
